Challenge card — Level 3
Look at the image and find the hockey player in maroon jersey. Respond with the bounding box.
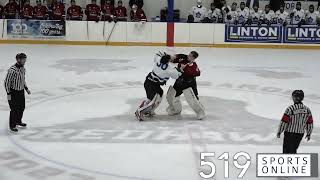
[21,0,33,20]
[101,0,115,22]
[4,0,19,19]
[115,0,127,21]
[130,4,146,22]
[50,0,65,20]
[0,4,4,19]
[85,0,101,22]
[33,0,48,20]
[67,0,83,21]
[166,51,205,120]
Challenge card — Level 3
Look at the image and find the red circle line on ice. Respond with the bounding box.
[6,84,320,179]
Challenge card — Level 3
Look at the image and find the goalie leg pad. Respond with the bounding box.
[183,87,205,120]
[166,86,182,115]
[149,95,162,116]
[135,94,160,120]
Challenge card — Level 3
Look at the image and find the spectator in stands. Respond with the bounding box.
[305,4,319,25]
[260,4,275,26]
[206,2,223,23]
[213,0,223,10]
[101,0,115,22]
[50,0,65,20]
[33,0,48,20]
[270,0,284,12]
[246,0,259,9]
[0,4,4,19]
[115,0,127,21]
[101,0,115,6]
[130,4,146,22]
[129,0,144,9]
[21,0,33,20]
[85,0,101,22]
[290,2,305,26]
[188,0,207,23]
[67,0,83,21]
[4,0,19,19]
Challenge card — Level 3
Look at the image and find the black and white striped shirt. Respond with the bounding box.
[278,103,313,136]
[4,64,28,95]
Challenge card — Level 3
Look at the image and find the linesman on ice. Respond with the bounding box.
[277,90,313,154]
[4,53,31,132]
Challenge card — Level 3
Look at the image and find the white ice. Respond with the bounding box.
[0,44,319,180]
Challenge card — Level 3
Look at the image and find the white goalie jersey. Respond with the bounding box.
[190,6,207,22]
[147,54,182,85]
[305,10,320,25]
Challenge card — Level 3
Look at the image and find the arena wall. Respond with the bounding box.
[1,20,320,49]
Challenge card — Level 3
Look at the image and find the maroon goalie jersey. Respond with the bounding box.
[173,54,201,78]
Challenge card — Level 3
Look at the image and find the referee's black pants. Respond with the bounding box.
[283,131,304,154]
[8,90,25,129]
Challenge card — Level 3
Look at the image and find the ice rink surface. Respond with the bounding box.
[0,44,319,180]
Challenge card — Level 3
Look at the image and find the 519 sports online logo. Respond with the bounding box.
[198,152,318,179]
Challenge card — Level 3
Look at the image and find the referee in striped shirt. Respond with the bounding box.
[277,90,313,154]
[4,53,31,132]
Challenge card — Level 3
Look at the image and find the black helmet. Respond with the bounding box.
[16,53,27,59]
[160,55,171,64]
[292,90,304,103]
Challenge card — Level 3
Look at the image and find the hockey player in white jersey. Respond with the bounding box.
[248,4,262,25]
[189,0,207,23]
[225,2,239,24]
[260,4,275,26]
[290,2,305,26]
[135,52,184,121]
[305,4,320,25]
[276,4,289,26]
[207,2,222,23]
[237,2,250,25]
